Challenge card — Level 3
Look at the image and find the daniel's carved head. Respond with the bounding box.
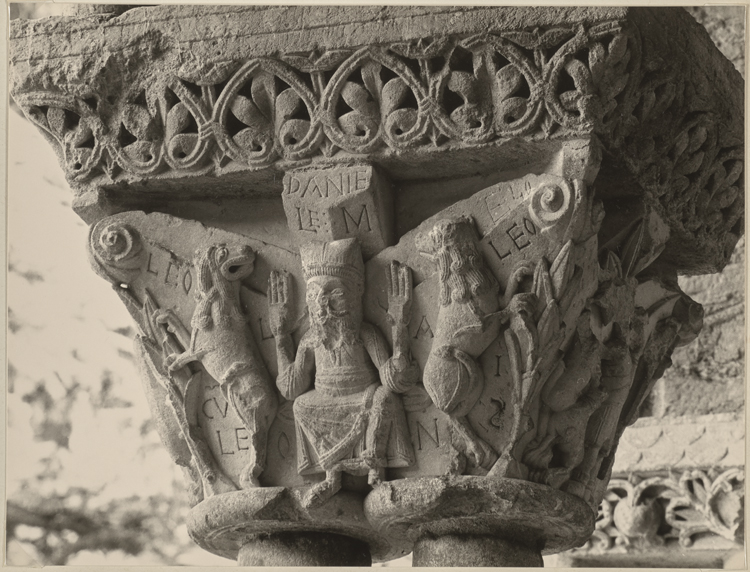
[300,239,365,344]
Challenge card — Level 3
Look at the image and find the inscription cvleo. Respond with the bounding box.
[201,393,253,455]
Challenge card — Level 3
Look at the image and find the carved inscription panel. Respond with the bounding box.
[283,164,394,259]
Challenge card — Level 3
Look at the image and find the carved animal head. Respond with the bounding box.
[419,216,498,306]
[206,244,256,282]
[192,244,255,328]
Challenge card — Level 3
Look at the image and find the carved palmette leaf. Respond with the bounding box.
[122,103,159,141]
[161,93,203,167]
[251,72,276,122]
[382,77,409,115]
[361,61,383,104]
[490,50,540,134]
[335,77,381,145]
[275,88,311,149]
[495,65,524,101]
[382,77,420,143]
[549,240,575,300]
[342,81,378,117]
[230,95,270,133]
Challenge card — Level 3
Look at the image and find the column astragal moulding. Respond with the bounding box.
[10,6,743,567]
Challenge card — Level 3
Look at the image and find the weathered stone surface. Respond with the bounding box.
[12,5,744,568]
[237,532,372,567]
[413,535,544,567]
[613,413,744,473]
[560,466,744,567]
[186,487,406,562]
[364,476,595,555]
[653,238,745,417]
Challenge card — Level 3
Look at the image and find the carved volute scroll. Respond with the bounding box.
[15,5,743,567]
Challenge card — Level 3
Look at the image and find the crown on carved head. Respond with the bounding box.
[300,238,364,287]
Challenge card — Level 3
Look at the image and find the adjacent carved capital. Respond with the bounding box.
[571,467,744,556]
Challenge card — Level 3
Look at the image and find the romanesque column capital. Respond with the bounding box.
[9,7,744,567]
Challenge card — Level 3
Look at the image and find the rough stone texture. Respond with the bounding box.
[557,466,744,568]
[648,236,745,418]
[364,475,594,555]
[687,7,745,76]
[8,6,744,568]
[413,534,544,567]
[237,532,372,567]
[186,488,400,562]
[612,413,744,474]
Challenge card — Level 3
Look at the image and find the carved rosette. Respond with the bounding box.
[14,5,742,567]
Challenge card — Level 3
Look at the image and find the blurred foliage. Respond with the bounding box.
[6,104,229,566]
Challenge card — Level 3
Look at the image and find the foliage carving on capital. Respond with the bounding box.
[18,24,637,178]
[16,17,742,268]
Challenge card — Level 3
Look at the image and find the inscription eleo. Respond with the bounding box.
[488,216,538,261]
[484,180,535,223]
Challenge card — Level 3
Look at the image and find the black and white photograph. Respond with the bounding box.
[5,3,745,568]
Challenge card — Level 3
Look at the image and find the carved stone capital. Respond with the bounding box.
[10,6,743,567]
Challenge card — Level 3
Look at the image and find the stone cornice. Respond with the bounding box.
[612,413,745,474]
[8,6,744,270]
